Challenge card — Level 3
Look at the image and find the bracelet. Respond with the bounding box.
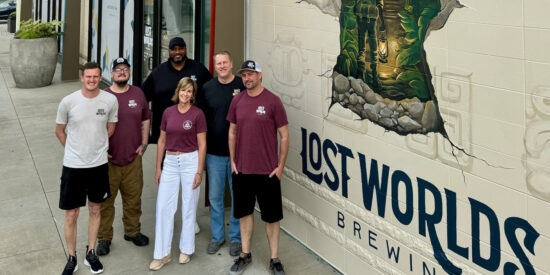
[196,173,202,176]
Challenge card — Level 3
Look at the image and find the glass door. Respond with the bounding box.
[142,0,155,80]
[139,0,200,82]
[160,0,195,61]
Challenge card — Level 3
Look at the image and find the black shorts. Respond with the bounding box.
[59,164,111,210]
[232,173,283,223]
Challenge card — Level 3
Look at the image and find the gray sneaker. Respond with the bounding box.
[207,240,225,254]
[229,253,251,275]
[229,242,242,256]
[269,258,285,275]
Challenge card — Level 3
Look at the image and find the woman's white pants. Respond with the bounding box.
[153,151,200,259]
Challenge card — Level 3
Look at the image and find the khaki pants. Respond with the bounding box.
[98,156,144,240]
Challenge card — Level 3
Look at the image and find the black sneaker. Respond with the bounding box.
[96,240,111,256]
[269,258,285,275]
[229,253,252,275]
[62,255,78,275]
[124,232,149,246]
[84,246,104,274]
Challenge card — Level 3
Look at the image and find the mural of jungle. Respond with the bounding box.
[331,0,461,135]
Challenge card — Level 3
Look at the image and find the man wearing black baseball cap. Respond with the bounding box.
[141,36,212,144]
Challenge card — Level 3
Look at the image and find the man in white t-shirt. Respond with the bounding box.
[55,62,118,275]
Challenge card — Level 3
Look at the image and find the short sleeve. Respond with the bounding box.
[160,108,168,131]
[108,98,119,123]
[141,74,154,102]
[196,84,207,112]
[195,108,207,133]
[273,96,288,128]
[56,99,68,124]
[198,65,213,88]
[226,96,238,124]
[137,88,152,120]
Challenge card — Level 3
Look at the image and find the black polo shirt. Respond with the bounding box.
[197,76,245,156]
[141,58,212,143]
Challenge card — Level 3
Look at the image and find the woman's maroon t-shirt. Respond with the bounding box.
[160,105,207,152]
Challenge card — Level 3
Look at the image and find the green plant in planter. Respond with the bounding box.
[15,19,62,39]
[10,19,64,88]
[9,11,16,18]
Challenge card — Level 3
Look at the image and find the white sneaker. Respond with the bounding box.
[195,221,200,234]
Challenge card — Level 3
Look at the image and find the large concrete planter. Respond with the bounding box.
[10,37,58,88]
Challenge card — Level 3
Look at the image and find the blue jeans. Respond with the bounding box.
[206,154,241,243]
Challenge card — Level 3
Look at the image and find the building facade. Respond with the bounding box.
[26,0,244,85]
[22,0,550,274]
[246,0,550,274]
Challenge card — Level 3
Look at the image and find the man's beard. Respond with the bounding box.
[115,80,128,86]
[170,54,187,64]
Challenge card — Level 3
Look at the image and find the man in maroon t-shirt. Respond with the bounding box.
[227,60,289,275]
[96,58,152,256]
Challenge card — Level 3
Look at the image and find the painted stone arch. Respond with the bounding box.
[307,0,463,136]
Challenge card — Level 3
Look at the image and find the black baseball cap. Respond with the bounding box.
[238,60,262,73]
[169,37,186,49]
[112,57,130,69]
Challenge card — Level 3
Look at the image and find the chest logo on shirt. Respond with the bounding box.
[183,120,193,130]
[96,108,106,116]
[256,106,266,115]
[128,99,137,108]
[233,89,240,97]
[190,75,197,81]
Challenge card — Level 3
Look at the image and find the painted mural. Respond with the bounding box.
[326,0,461,135]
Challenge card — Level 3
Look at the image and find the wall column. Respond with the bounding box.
[61,0,81,80]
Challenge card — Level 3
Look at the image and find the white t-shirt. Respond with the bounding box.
[56,90,118,168]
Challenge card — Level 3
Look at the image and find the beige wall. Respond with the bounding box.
[246,0,550,274]
[213,0,245,75]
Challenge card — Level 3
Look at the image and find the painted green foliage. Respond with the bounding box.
[335,0,360,78]
[334,0,441,102]
[395,0,440,101]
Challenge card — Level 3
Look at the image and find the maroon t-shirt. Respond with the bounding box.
[106,86,151,166]
[161,105,207,153]
[227,88,288,174]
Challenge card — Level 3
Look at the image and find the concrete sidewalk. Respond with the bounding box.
[0,24,339,274]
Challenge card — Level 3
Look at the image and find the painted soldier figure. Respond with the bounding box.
[355,0,385,89]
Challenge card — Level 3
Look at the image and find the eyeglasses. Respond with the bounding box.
[113,67,129,73]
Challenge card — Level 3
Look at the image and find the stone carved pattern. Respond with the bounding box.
[267,33,308,109]
[524,86,550,202]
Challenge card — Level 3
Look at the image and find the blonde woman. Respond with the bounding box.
[150,77,206,270]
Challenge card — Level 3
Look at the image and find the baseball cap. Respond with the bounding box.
[238,60,262,73]
[169,37,186,49]
[112,57,130,69]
